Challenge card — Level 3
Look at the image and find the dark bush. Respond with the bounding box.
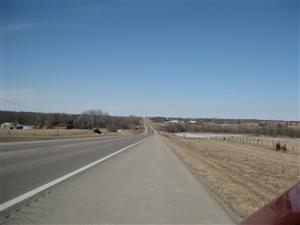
[281,144,287,152]
[275,142,281,151]
[93,128,102,134]
[66,120,75,129]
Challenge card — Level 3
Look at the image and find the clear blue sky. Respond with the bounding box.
[1,1,299,120]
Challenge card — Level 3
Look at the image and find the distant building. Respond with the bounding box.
[189,120,197,124]
[169,120,179,123]
[1,122,14,129]
[1,122,24,129]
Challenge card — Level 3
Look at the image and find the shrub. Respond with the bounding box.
[275,142,281,151]
[92,128,102,134]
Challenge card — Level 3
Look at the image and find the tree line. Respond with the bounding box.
[153,119,300,138]
[0,110,142,132]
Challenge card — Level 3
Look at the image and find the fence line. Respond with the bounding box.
[207,135,298,154]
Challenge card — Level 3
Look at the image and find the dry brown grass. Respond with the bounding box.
[0,127,143,142]
[0,128,104,142]
[161,132,300,221]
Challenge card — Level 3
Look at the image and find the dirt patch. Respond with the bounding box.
[161,132,300,221]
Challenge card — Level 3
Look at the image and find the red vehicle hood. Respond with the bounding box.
[240,181,300,225]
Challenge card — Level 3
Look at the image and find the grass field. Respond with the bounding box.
[176,132,299,154]
[161,132,300,221]
[0,128,116,142]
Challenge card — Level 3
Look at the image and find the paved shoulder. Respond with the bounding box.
[4,134,235,224]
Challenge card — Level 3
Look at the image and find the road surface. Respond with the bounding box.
[1,125,234,224]
[0,131,150,204]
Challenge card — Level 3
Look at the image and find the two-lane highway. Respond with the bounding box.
[0,128,151,206]
[1,123,235,224]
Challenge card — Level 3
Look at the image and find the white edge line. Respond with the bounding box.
[0,137,147,212]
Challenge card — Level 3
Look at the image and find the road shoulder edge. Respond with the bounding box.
[158,132,241,224]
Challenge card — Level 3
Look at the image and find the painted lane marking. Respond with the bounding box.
[0,137,147,212]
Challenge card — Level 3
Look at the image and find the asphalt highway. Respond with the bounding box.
[1,124,234,224]
[0,129,151,205]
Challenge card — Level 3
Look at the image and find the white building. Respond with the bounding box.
[1,122,24,129]
[1,122,14,129]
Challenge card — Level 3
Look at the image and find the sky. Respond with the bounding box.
[1,0,299,120]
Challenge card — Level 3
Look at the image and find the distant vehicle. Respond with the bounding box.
[15,123,24,129]
[239,181,300,225]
